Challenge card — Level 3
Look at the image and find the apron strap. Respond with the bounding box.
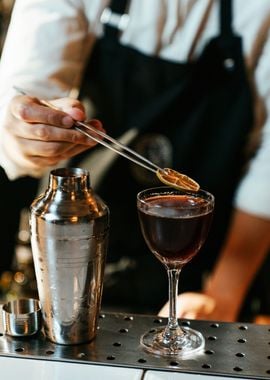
[188,0,234,61]
[108,0,128,14]
[101,0,234,45]
[220,0,233,37]
[101,0,129,39]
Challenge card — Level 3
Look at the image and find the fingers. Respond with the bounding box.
[158,292,216,320]
[7,121,104,159]
[8,118,105,147]
[26,145,91,168]
[158,301,170,317]
[2,130,93,172]
[11,95,76,128]
[7,95,105,146]
[3,94,105,172]
[8,121,91,144]
[50,98,86,121]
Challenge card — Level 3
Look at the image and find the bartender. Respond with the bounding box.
[0,0,270,321]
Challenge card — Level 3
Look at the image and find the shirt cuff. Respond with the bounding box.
[234,175,270,220]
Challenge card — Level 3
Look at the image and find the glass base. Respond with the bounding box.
[140,325,205,357]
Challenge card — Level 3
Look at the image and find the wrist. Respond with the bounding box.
[202,278,242,321]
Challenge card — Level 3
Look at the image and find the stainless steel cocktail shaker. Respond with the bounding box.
[30,168,109,345]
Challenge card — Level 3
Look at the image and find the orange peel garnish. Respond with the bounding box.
[156,168,200,192]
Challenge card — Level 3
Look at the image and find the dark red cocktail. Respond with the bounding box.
[137,186,214,357]
[138,194,213,268]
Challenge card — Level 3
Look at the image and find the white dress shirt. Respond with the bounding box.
[0,0,270,218]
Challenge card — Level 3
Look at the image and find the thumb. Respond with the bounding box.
[158,292,216,318]
[50,98,86,121]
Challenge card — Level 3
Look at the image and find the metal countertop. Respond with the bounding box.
[0,311,270,379]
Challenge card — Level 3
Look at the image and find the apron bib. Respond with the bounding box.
[77,0,254,312]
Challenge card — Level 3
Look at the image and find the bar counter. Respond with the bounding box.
[1,311,270,379]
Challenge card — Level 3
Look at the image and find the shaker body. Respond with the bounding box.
[30,168,109,345]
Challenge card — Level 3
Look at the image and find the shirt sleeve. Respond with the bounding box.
[0,0,93,179]
[234,26,270,220]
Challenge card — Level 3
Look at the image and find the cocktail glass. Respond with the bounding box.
[137,186,214,357]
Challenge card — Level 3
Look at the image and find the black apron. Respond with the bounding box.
[76,0,254,313]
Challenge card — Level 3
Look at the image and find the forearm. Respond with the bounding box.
[204,208,270,320]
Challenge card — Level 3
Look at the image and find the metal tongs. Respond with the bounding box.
[14,87,200,191]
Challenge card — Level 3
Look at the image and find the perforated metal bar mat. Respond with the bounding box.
[0,312,270,379]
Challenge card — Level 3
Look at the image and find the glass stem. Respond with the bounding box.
[167,268,181,331]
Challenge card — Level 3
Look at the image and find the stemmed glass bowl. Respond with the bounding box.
[137,186,214,357]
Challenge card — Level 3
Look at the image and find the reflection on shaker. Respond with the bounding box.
[30,168,109,345]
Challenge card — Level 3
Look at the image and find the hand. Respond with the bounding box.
[158,292,216,320]
[1,95,104,175]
